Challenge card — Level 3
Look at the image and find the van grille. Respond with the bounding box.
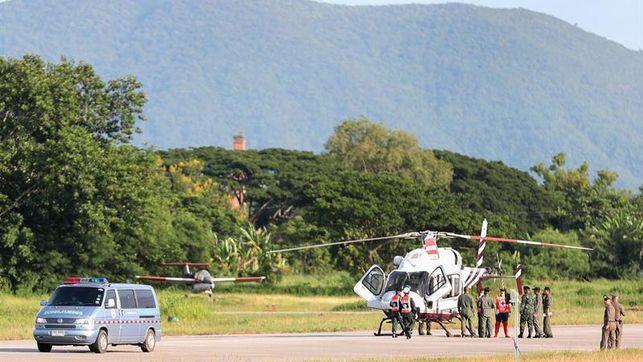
[45,318,76,324]
[44,324,76,329]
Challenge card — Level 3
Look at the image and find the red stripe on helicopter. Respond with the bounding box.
[423,235,438,257]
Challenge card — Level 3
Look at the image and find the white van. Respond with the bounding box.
[33,277,162,353]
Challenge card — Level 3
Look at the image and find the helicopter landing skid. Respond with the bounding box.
[432,315,460,337]
[374,317,393,336]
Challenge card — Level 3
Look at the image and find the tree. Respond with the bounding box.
[584,210,643,278]
[325,118,453,188]
[531,153,629,231]
[521,229,590,279]
[0,55,196,290]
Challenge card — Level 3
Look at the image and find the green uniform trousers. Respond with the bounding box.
[460,314,475,336]
[543,314,553,337]
[520,314,534,336]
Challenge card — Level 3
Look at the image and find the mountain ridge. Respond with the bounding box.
[0,0,641,188]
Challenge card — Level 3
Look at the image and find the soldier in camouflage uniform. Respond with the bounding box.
[533,287,544,338]
[518,286,535,338]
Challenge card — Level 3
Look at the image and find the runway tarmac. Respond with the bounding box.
[1,324,640,361]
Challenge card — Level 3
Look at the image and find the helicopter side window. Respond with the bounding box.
[428,270,446,296]
[448,274,461,298]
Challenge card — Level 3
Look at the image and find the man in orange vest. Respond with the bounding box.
[389,288,404,338]
[400,285,417,339]
[494,287,511,338]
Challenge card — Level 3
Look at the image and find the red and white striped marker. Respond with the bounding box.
[515,264,523,296]
[475,219,488,268]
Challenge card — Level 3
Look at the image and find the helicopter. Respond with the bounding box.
[135,262,265,300]
[269,220,591,336]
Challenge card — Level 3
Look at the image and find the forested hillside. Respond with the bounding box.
[1,0,641,188]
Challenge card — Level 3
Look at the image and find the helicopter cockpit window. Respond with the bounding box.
[384,271,408,292]
[408,271,429,296]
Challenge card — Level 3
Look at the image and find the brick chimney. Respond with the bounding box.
[233,133,246,151]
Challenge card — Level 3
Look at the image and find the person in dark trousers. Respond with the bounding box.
[543,286,554,338]
[458,286,476,337]
[400,285,416,339]
[477,289,484,338]
[389,288,404,338]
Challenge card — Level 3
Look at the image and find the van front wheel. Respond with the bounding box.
[37,343,52,352]
[140,329,156,352]
[90,330,108,353]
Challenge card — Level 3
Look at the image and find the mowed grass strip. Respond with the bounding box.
[354,348,643,362]
[0,276,641,340]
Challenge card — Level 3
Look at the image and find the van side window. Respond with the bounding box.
[104,289,116,308]
[118,289,137,309]
[135,289,156,309]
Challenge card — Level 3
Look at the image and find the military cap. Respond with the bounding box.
[611,292,620,297]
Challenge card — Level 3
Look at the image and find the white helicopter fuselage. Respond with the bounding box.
[354,246,488,322]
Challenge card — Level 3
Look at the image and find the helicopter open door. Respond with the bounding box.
[353,265,386,302]
[424,266,453,309]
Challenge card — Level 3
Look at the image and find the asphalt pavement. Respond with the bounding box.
[0,324,640,361]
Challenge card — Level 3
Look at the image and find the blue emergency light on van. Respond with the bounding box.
[33,278,161,353]
[63,277,109,284]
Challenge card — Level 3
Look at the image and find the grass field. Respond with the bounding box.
[0,273,641,340]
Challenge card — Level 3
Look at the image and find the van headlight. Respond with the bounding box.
[35,317,46,324]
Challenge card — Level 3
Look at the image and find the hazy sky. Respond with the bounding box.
[319,0,643,50]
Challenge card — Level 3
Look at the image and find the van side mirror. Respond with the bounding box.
[39,300,48,307]
[106,298,116,308]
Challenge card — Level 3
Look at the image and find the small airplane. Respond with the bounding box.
[135,262,265,300]
[269,220,591,336]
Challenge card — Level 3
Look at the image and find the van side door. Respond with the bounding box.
[102,289,122,343]
[116,289,139,342]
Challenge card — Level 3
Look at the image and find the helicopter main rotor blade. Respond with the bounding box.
[446,233,593,251]
[267,233,418,254]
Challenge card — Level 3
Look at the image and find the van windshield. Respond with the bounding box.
[48,287,105,307]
